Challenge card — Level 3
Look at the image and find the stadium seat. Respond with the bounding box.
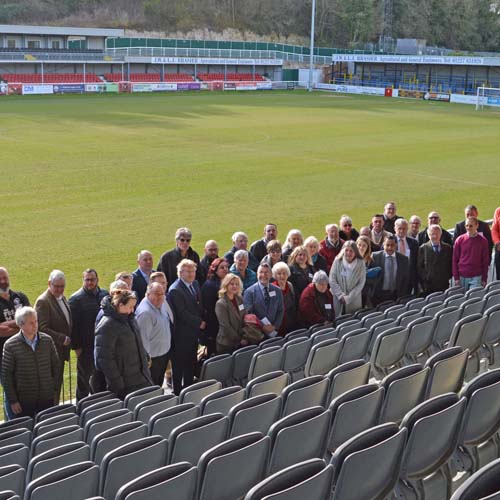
[228,394,282,438]
[0,417,33,435]
[267,406,331,474]
[465,286,486,301]
[304,337,342,377]
[459,297,485,318]
[326,359,371,403]
[248,346,284,380]
[280,375,329,417]
[0,466,24,499]
[483,290,500,311]
[284,328,309,341]
[148,403,200,441]
[33,413,79,438]
[450,458,500,500]
[0,444,28,470]
[335,319,362,337]
[123,386,163,412]
[232,345,259,386]
[421,301,445,317]
[282,336,312,381]
[30,425,83,457]
[200,354,233,386]
[245,370,289,399]
[403,316,436,364]
[397,393,466,500]
[0,429,31,449]
[370,326,409,379]
[34,404,76,424]
[397,309,423,327]
[360,311,385,329]
[0,491,19,500]
[310,328,336,346]
[244,458,333,500]
[80,398,122,427]
[84,409,133,444]
[330,423,407,500]
[483,304,500,368]
[338,328,371,363]
[384,304,407,320]
[197,432,270,500]
[133,394,178,424]
[114,462,197,500]
[432,306,462,352]
[99,435,168,500]
[379,364,429,424]
[259,337,285,349]
[199,386,245,416]
[77,391,115,415]
[179,380,222,405]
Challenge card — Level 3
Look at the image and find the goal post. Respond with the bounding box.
[476,86,500,110]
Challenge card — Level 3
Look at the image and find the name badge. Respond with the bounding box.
[269,291,276,297]
[325,304,332,310]
[308,273,314,279]
[238,304,245,311]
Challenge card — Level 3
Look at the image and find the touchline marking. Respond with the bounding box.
[408,172,494,188]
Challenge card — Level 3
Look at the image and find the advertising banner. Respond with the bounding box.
[152,57,282,66]
[176,82,201,91]
[53,84,85,94]
[223,82,236,90]
[487,96,500,106]
[398,89,424,99]
[257,82,273,90]
[332,54,489,66]
[423,92,450,102]
[236,82,257,90]
[450,94,479,105]
[315,83,385,95]
[22,84,54,95]
[85,83,119,93]
[385,87,393,97]
[132,83,177,92]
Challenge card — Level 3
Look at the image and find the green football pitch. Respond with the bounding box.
[2,90,499,302]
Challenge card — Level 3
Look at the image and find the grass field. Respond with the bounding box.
[1,90,499,406]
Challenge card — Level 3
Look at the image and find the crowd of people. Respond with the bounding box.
[1,203,499,420]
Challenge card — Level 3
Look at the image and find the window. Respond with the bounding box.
[7,39,16,49]
[51,40,61,50]
[27,40,41,49]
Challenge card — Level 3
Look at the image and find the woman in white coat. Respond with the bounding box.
[329,240,366,315]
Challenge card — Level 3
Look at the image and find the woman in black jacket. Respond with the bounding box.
[95,290,152,399]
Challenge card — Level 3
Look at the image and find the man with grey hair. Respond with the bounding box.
[394,218,419,294]
[417,211,453,246]
[132,250,154,303]
[2,307,59,419]
[229,250,257,291]
[417,224,453,295]
[0,267,30,373]
[136,282,172,387]
[319,224,344,273]
[225,231,259,271]
[157,227,202,290]
[408,215,422,239]
[35,269,71,404]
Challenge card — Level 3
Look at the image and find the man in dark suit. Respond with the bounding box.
[34,269,72,404]
[250,223,278,263]
[394,218,419,294]
[417,225,453,295]
[157,227,202,291]
[132,250,154,303]
[198,240,219,286]
[372,236,410,305]
[167,259,205,395]
[453,204,493,252]
[417,211,453,246]
[383,201,402,234]
[243,263,284,337]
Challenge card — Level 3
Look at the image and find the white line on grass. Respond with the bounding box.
[405,172,495,188]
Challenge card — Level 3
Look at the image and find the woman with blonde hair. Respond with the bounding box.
[304,235,328,273]
[288,245,316,301]
[282,229,304,263]
[215,273,247,354]
[329,240,366,315]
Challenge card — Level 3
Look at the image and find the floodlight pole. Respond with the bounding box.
[308,0,316,92]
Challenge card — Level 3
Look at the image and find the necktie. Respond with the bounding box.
[264,286,271,308]
[386,256,395,291]
[433,244,439,254]
[189,284,197,299]
[399,239,406,254]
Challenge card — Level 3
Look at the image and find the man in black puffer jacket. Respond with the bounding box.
[94,290,152,399]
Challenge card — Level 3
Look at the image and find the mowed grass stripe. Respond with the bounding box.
[1,91,498,301]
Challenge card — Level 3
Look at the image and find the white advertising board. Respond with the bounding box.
[22,84,54,95]
[315,83,385,96]
[151,57,282,66]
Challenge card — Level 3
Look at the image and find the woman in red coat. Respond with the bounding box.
[298,271,334,328]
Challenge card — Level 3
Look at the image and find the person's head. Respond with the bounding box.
[177,259,197,284]
[325,224,339,241]
[232,232,249,250]
[384,201,397,218]
[371,214,384,232]
[48,269,66,298]
[137,250,154,274]
[0,267,10,293]
[289,246,312,267]
[359,226,371,238]
[15,306,38,336]
[312,270,329,293]
[427,211,441,226]
[409,215,422,235]
[233,250,249,273]
[394,218,408,239]
[146,282,165,308]
[304,236,320,257]
[465,217,479,237]
[285,229,303,248]
[109,279,130,293]
[83,268,98,292]
[356,236,372,261]
[264,224,278,241]
[204,240,219,259]
[266,240,282,261]
[383,235,398,256]
[115,272,132,289]
[339,240,362,263]
[464,204,478,219]
[257,263,272,285]
[175,227,192,253]
[427,224,442,244]
[111,289,137,315]
[208,257,229,281]
[218,273,243,299]
[272,262,291,284]
[339,215,353,234]
[150,271,167,292]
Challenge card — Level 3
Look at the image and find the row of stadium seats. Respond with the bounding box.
[0,73,102,83]
[104,73,194,82]
[197,72,266,81]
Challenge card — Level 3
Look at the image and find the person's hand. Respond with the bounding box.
[74,348,82,357]
[200,321,206,330]
[262,324,275,334]
[63,336,71,346]
[10,402,22,415]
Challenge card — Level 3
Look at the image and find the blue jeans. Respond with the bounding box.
[459,276,482,290]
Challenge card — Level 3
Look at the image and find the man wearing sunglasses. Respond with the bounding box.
[157,227,202,291]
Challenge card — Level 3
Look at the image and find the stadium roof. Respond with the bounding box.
[0,24,124,37]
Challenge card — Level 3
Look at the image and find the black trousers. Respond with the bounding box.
[172,342,197,395]
[76,349,96,401]
[17,399,54,419]
[495,250,500,280]
[150,352,170,388]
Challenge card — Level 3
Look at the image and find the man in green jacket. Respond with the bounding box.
[1,306,59,419]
